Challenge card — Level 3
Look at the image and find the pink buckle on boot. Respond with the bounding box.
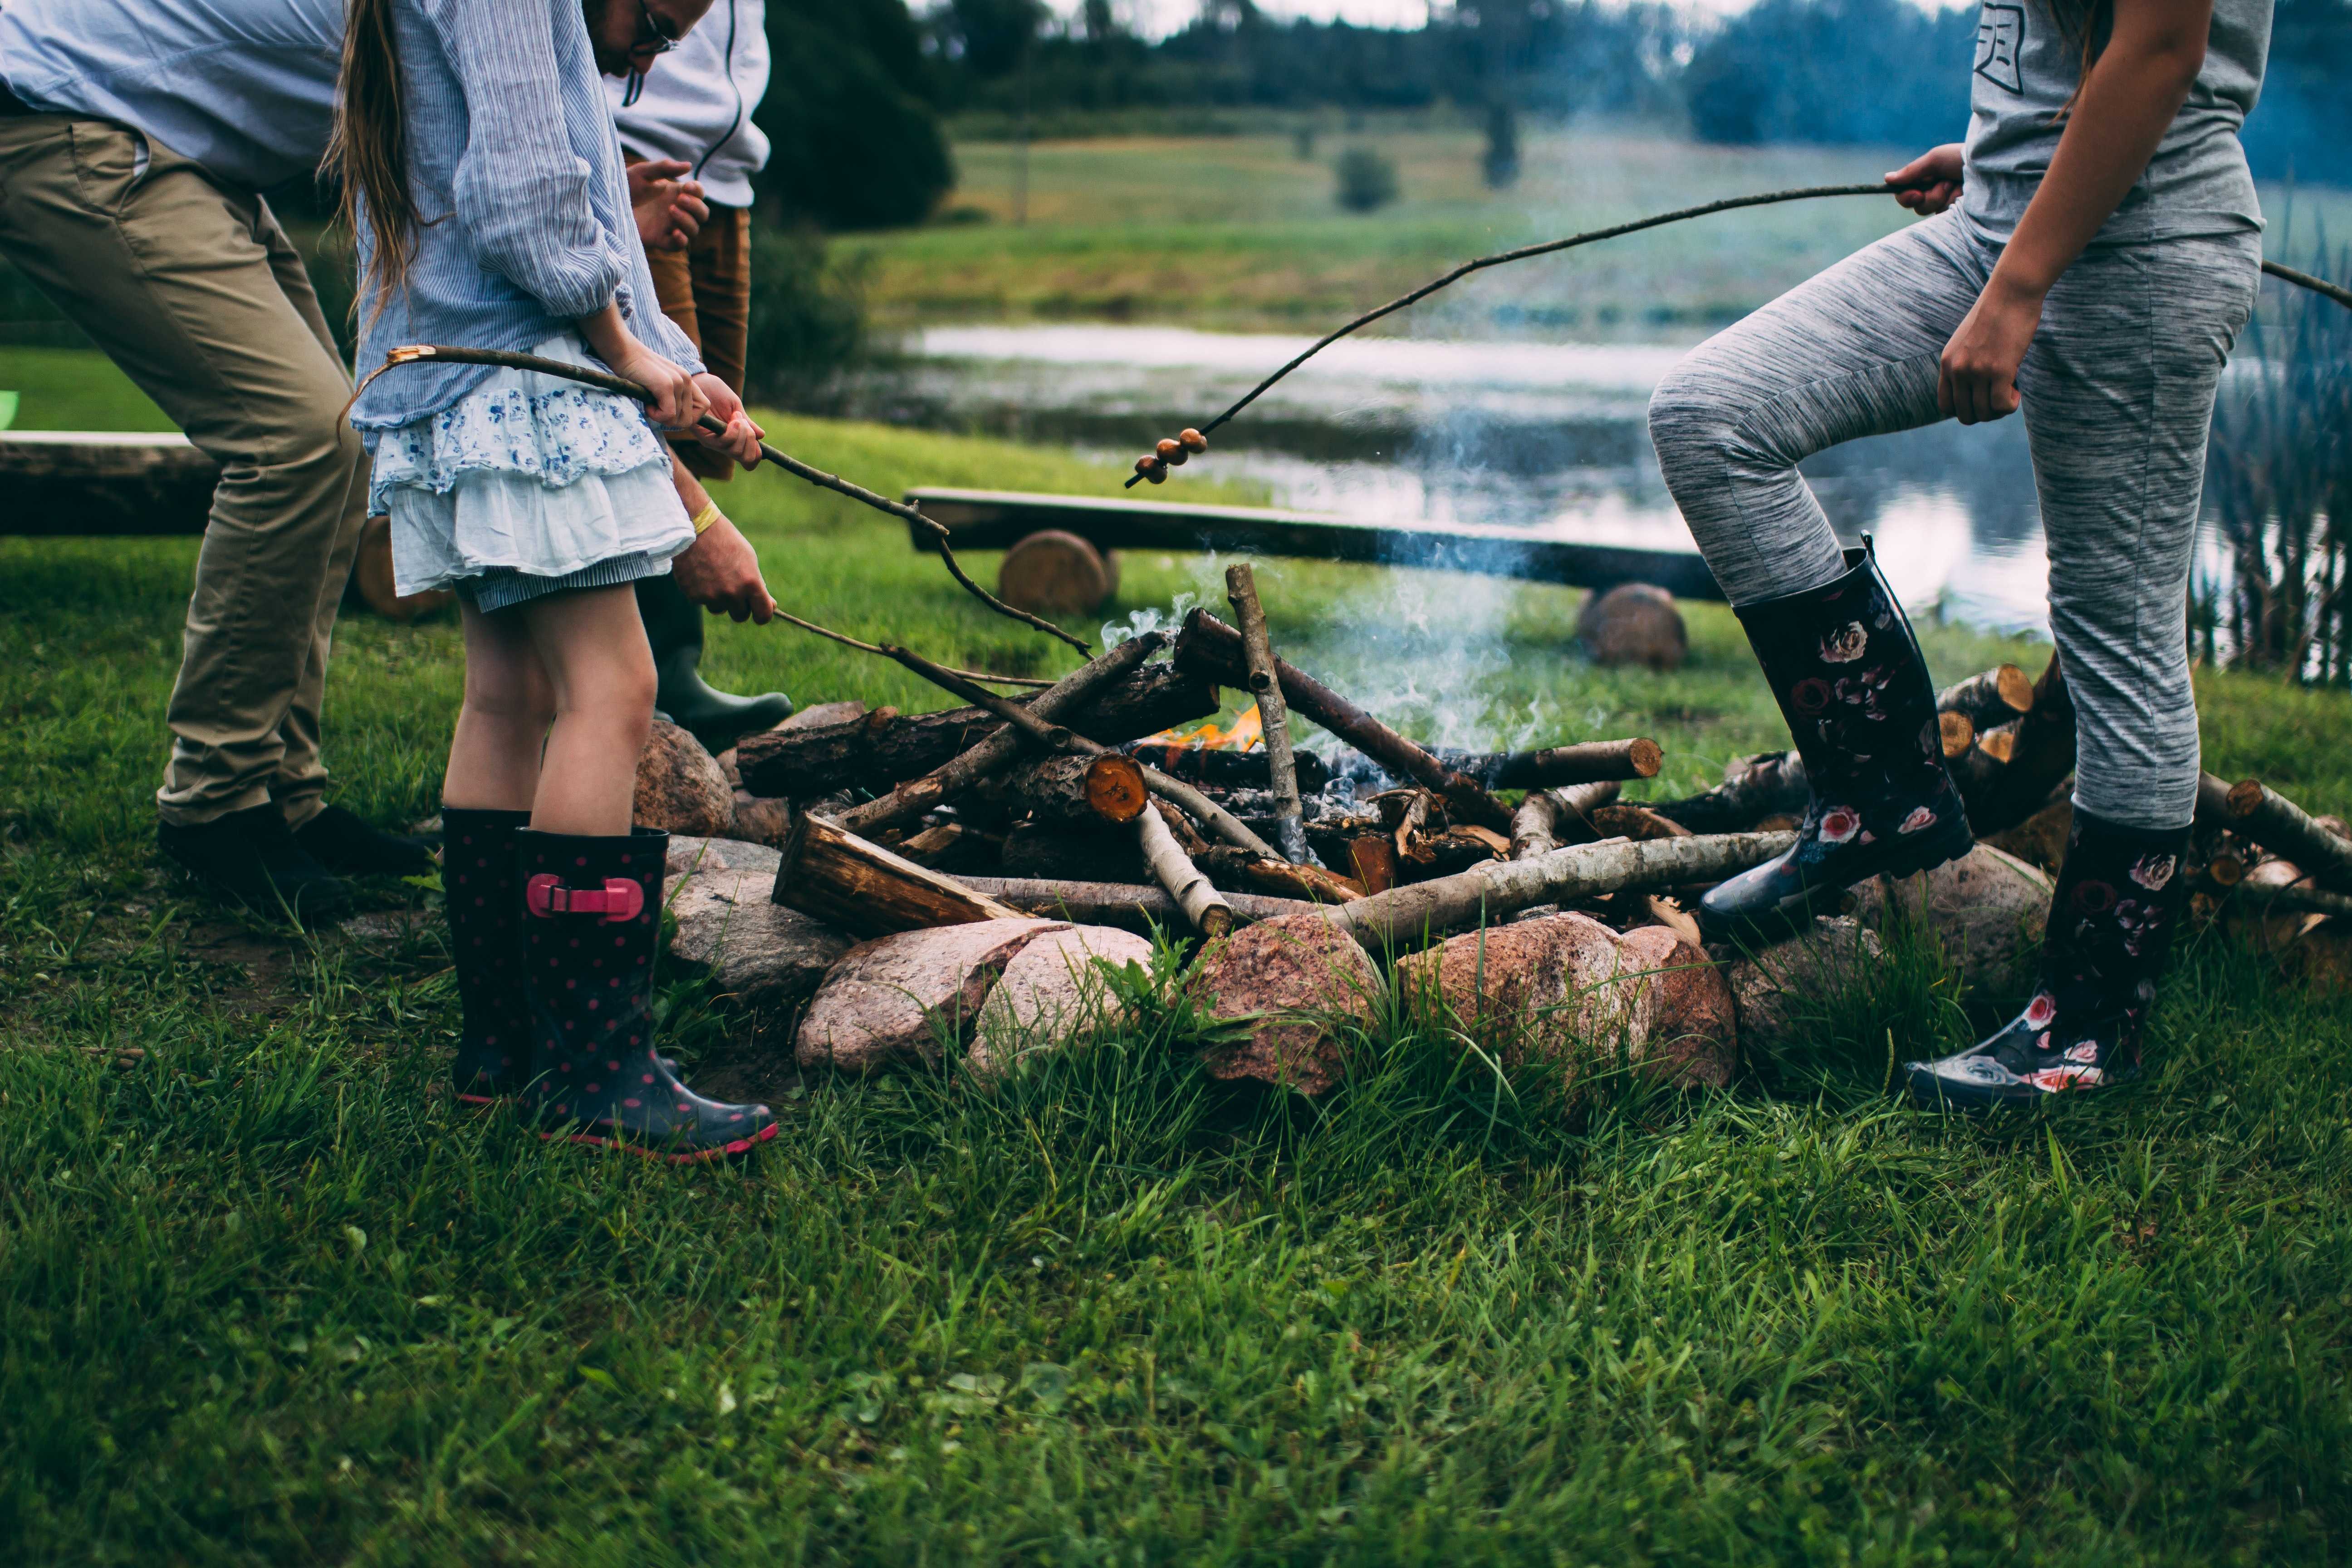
[525,875,644,923]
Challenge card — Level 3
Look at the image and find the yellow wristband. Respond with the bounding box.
[688,500,722,536]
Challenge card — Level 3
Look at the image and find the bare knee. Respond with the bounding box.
[463,653,557,733]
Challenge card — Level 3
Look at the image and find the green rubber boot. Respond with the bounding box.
[636,572,793,752]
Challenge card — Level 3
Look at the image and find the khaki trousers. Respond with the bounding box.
[0,115,366,828]
[639,196,751,483]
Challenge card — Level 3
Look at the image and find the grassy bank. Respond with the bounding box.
[4,348,2351,1562]
[853,132,2352,338]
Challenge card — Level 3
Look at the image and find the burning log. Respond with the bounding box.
[1225,564,1313,864]
[2222,779,2352,890]
[1936,664,2035,730]
[1509,780,1623,860]
[740,642,1207,801]
[772,811,1028,937]
[1173,609,1514,831]
[963,875,1314,932]
[1124,741,1332,794]
[1329,831,1796,949]
[1137,800,1232,937]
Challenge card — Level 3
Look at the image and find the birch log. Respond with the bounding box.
[1225,563,1311,863]
[1509,780,1624,859]
[1137,801,1234,937]
[1329,832,1795,949]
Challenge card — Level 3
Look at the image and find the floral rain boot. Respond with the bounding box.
[514,826,778,1163]
[1699,545,1973,939]
[441,806,533,1103]
[1907,810,2190,1111]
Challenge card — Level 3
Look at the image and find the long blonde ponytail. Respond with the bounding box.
[324,0,421,319]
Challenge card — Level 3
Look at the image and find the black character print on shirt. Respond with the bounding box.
[1975,3,2025,93]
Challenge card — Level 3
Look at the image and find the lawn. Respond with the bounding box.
[4,347,2351,1563]
[851,130,2352,338]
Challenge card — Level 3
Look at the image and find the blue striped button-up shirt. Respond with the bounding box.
[351,0,702,434]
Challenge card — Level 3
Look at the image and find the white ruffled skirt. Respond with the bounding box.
[369,332,694,607]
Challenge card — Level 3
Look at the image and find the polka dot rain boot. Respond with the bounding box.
[514,826,778,1163]
[1907,809,2191,1111]
[440,806,533,1104]
[1699,544,1974,941]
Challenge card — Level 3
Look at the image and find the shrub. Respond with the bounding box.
[1333,145,1399,214]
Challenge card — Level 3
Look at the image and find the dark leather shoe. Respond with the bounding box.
[159,805,352,921]
[1699,545,1972,941]
[295,803,437,878]
[1908,809,2190,1111]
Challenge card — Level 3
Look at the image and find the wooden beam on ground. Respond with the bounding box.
[902,487,1730,603]
[0,432,216,535]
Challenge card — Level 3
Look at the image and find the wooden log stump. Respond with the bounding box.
[353,514,455,621]
[772,811,1028,937]
[1576,583,1687,671]
[997,529,1120,615]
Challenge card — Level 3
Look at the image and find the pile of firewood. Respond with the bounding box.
[720,565,1790,949]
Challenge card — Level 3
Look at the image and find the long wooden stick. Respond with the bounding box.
[370,343,1090,653]
[836,632,1164,835]
[1225,563,1310,863]
[962,875,1313,931]
[1119,187,2352,486]
[1329,831,1795,949]
[1509,779,1622,860]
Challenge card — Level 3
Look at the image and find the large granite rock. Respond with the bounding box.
[1847,844,2052,1001]
[1399,911,1737,1092]
[662,836,852,1012]
[634,718,735,838]
[796,919,1069,1074]
[1191,911,1385,1095]
[970,925,1158,1080]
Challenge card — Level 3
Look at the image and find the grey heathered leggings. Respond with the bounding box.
[1647,209,2261,830]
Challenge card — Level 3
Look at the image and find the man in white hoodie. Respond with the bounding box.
[605,0,794,748]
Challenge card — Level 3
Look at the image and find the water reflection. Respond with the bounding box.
[843,323,2077,635]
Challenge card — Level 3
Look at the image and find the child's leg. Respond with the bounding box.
[2020,234,2260,830]
[445,599,557,813]
[514,584,658,836]
[1647,214,1985,605]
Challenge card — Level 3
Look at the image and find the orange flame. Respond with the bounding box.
[1143,703,1264,751]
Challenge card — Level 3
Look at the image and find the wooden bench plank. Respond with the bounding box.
[0,431,217,535]
[902,485,1725,602]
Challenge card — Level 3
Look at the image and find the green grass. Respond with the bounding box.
[855,131,2352,338]
[5,348,2352,1563]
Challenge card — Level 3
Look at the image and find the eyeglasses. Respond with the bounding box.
[619,0,680,106]
[631,0,681,57]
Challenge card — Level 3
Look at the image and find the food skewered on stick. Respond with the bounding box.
[1133,428,1209,486]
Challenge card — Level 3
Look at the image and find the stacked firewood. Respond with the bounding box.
[735,570,1789,948]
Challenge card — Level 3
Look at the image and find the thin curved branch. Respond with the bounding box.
[369,344,1092,653]
[1121,186,2352,488]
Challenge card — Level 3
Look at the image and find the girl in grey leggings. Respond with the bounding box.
[1647,0,2272,1109]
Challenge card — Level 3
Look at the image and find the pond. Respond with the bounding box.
[839,322,2245,640]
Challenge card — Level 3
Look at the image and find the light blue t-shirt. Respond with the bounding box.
[1962,0,2273,245]
[0,0,342,191]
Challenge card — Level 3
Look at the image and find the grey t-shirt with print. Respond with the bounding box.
[1962,0,2273,244]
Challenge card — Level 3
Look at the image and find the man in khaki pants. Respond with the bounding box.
[0,0,429,918]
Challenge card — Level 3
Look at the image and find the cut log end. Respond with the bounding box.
[1939,710,1976,760]
[2227,778,2266,818]
[1627,738,1663,778]
[1995,662,2034,715]
[1084,753,1150,823]
[997,529,1119,616]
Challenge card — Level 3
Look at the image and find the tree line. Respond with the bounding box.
[762,0,2352,231]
